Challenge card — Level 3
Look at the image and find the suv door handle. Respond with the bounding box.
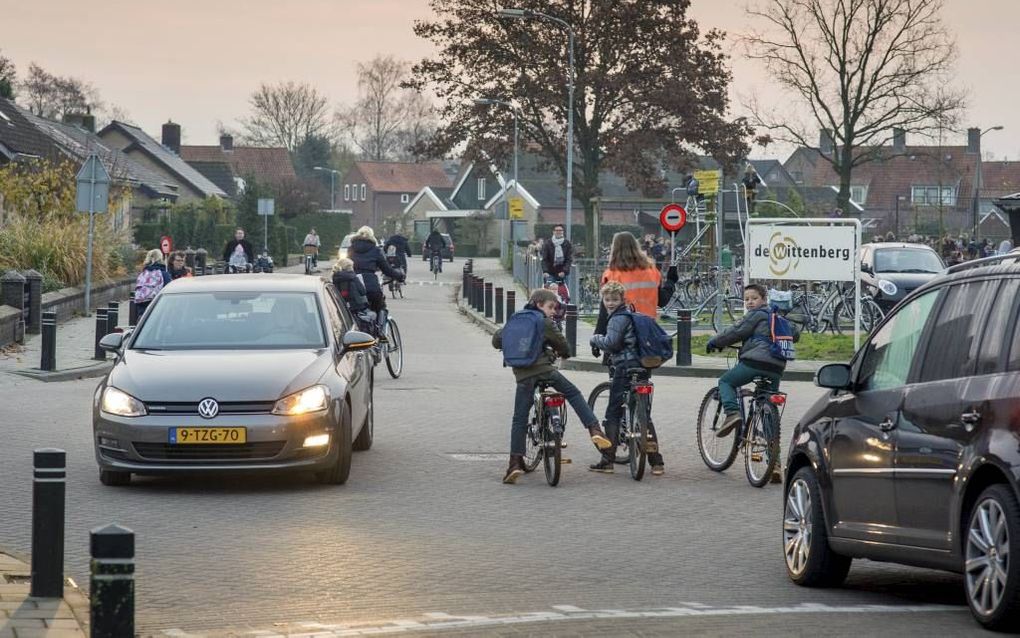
[878,417,897,432]
[960,411,982,427]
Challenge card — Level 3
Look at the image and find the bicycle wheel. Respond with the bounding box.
[384,318,403,378]
[628,395,647,481]
[696,387,740,472]
[542,413,562,486]
[522,401,543,473]
[744,401,781,488]
[587,382,629,464]
[833,297,884,336]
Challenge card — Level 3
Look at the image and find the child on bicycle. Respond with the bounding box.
[589,281,665,476]
[492,288,612,484]
[706,283,799,440]
[331,257,375,333]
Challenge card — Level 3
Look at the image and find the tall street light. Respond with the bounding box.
[313,166,340,211]
[974,125,1004,237]
[475,98,520,260]
[498,7,575,245]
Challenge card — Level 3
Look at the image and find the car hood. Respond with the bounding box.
[108,349,333,403]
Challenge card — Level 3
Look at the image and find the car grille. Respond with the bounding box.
[132,441,286,461]
[143,401,275,415]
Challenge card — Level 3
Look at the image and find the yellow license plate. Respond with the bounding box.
[169,427,247,444]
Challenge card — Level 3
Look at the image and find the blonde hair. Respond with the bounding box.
[334,257,354,272]
[600,281,626,300]
[352,225,377,243]
[608,232,655,271]
[529,288,558,306]
[143,249,164,267]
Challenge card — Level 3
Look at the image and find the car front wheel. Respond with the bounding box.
[965,484,1020,631]
[784,467,851,587]
[317,402,353,485]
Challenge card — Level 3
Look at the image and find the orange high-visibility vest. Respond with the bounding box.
[601,267,661,318]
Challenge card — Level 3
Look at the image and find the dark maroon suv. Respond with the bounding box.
[783,252,1020,630]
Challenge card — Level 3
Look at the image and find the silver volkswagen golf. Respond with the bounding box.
[92,275,377,486]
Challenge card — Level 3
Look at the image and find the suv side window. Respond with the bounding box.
[978,279,1020,375]
[858,289,941,391]
[917,280,999,383]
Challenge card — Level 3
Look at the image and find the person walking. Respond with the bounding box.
[540,224,573,281]
[222,228,255,272]
[134,249,171,317]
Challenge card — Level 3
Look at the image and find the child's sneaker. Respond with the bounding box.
[651,465,665,476]
[717,412,742,438]
[588,457,614,473]
[588,425,612,450]
[502,455,525,484]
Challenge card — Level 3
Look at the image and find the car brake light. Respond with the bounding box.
[544,395,565,407]
[635,385,654,395]
[769,394,787,405]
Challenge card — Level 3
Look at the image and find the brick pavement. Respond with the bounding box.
[0,551,88,637]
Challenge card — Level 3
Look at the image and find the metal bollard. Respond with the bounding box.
[40,311,56,372]
[93,308,108,361]
[90,524,135,637]
[473,277,482,311]
[107,301,120,333]
[465,258,473,274]
[484,282,493,318]
[565,304,578,357]
[495,287,504,324]
[30,449,65,598]
[676,308,692,366]
[462,266,469,300]
[128,291,138,328]
[506,290,516,316]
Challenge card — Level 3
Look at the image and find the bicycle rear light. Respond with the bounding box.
[769,394,787,405]
[635,385,654,395]
[544,395,566,407]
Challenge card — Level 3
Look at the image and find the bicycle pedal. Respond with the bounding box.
[751,452,763,463]
[560,457,572,464]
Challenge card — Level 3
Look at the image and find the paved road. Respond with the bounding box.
[0,260,981,636]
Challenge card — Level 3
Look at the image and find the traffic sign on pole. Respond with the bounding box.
[659,203,687,233]
[76,154,112,316]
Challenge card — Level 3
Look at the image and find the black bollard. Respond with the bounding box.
[676,308,692,366]
[127,291,138,327]
[465,258,473,274]
[93,308,108,361]
[462,265,469,300]
[30,448,65,598]
[107,301,120,333]
[565,304,578,357]
[484,282,493,318]
[90,524,135,638]
[506,290,516,316]
[473,277,482,311]
[495,287,504,324]
[40,311,56,372]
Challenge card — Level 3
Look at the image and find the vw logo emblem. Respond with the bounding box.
[198,398,220,419]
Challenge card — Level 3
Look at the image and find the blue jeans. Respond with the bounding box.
[605,367,662,465]
[718,362,781,415]
[510,371,598,456]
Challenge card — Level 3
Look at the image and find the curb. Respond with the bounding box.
[0,550,90,633]
[9,361,113,383]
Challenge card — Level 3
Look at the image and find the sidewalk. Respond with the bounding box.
[0,551,89,637]
[458,259,829,382]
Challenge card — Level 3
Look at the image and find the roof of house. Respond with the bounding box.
[20,111,180,199]
[0,98,62,161]
[184,160,238,197]
[355,161,451,193]
[99,121,226,198]
[978,161,1020,199]
[180,145,296,187]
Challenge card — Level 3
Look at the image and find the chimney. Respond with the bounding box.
[892,128,906,153]
[219,134,233,152]
[62,113,96,133]
[161,120,181,154]
[819,129,834,155]
[967,127,981,154]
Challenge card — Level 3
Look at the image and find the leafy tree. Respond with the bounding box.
[239,81,335,151]
[744,0,964,214]
[19,63,102,119]
[0,50,15,99]
[408,0,750,254]
[292,135,335,179]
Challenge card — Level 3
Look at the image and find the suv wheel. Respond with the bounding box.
[784,467,851,586]
[965,485,1020,630]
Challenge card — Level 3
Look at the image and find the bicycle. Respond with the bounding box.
[429,249,442,280]
[374,312,403,379]
[521,380,566,486]
[695,349,787,487]
[303,246,318,275]
[384,258,405,299]
[585,367,656,481]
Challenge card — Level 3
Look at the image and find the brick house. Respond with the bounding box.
[341,161,451,230]
[181,135,297,197]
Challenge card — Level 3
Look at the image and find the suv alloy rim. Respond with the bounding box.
[784,478,812,575]
[966,498,1010,617]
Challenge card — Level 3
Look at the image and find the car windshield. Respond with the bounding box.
[874,248,944,274]
[131,291,326,350]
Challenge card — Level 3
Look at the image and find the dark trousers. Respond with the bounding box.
[510,371,598,456]
[604,367,663,466]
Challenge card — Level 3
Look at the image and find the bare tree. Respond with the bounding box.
[744,0,965,212]
[239,81,334,151]
[393,91,438,161]
[18,63,101,119]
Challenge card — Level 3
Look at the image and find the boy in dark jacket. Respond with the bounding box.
[331,257,375,332]
[589,281,665,475]
[493,288,612,484]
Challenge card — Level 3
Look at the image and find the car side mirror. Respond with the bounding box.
[339,330,376,356]
[815,363,853,390]
[98,332,125,353]
[860,262,873,274]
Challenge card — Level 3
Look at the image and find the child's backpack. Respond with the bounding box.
[501,309,547,368]
[134,268,164,303]
[628,312,674,369]
[759,305,796,361]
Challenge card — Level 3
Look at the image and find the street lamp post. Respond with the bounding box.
[313,166,339,211]
[974,125,1004,237]
[475,98,519,261]
[498,8,575,245]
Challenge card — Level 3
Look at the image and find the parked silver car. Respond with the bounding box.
[92,275,377,486]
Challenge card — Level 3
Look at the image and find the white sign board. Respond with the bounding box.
[257,198,275,216]
[747,224,857,281]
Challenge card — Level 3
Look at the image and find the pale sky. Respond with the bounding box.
[3,0,1017,160]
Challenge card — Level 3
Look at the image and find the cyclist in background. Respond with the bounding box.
[349,226,404,334]
[384,232,412,274]
[425,226,446,271]
[303,228,321,269]
[222,228,255,271]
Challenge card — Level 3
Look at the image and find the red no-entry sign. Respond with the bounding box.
[659,204,687,233]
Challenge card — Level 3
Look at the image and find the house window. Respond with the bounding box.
[911,185,956,206]
[477,178,486,201]
[401,193,410,204]
[344,184,350,201]
[849,185,868,205]
[361,184,367,201]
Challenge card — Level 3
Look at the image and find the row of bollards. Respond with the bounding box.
[30,449,135,636]
[93,300,124,362]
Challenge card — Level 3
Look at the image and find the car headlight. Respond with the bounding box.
[877,280,898,296]
[101,387,147,417]
[272,385,329,416]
